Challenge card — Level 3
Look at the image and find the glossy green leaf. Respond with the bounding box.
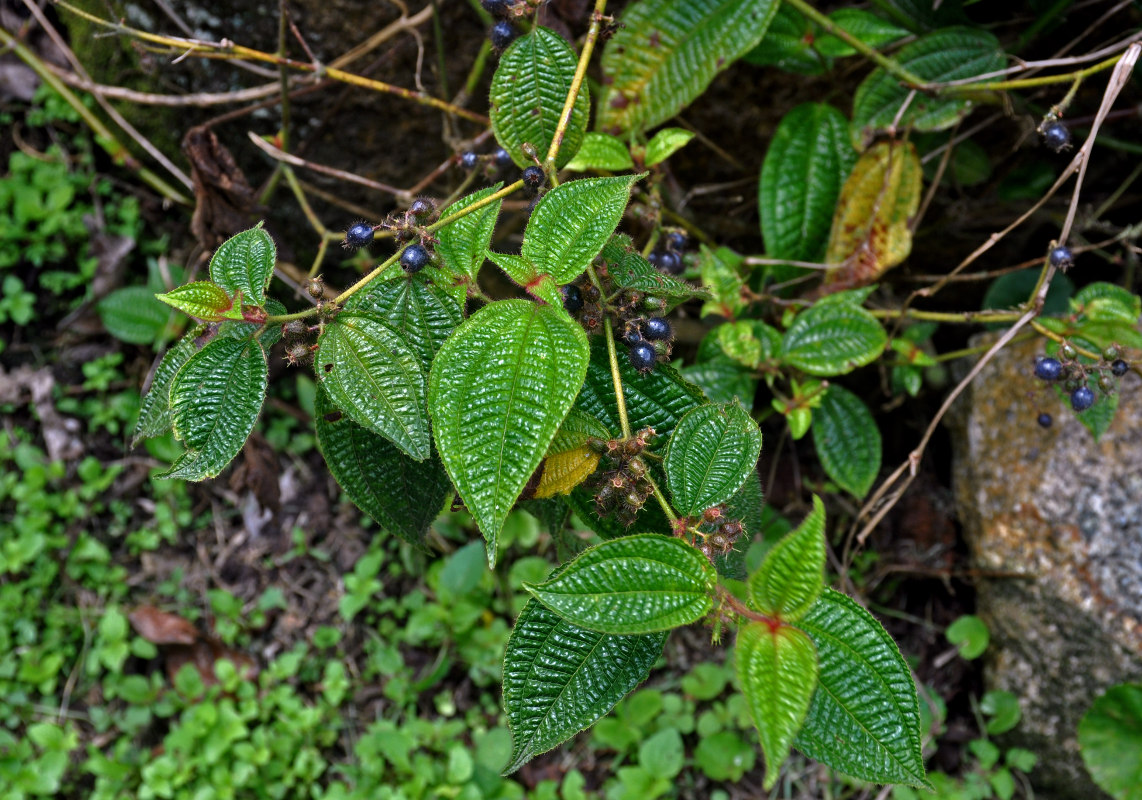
[208,224,276,308]
[1074,282,1141,325]
[699,246,747,319]
[814,9,910,57]
[156,281,242,322]
[714,470,765,581]
[736,622,819,790]
[601,235,701,302]
[598,0,780,134]
[879,0,967,32]
[98,285,175,344]
[315,388,449,551]
[1078,682,1142,800]
[429,300,589,563]
[345,273,462,374]
[664,402,762,517]
[133,325,207,444]
[525,534,716,633]
[502,595,666,773]
[681,350,756,407]
[435,183,505,285]
[780,301,887,376]
[760,103,857,264]
[522,175,642,285]
[748,496,825,622]
[316,313,430,460]
[742,4,826,75]
[852,27,1006,147]
[644,127,695,166]
[811,385,881,497]
[945,614,989,660]
[795,588,929,788]
[565,133,635,172]
[981,690,1021,735]
[490,28,588,170]
[161,336,268,481]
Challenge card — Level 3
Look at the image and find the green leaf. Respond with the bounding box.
[162,336,268,481]
[981,690,1021,735]
[639,728,685,778]
[601,235,702,302]
[699,246,747,319]
[743,4,826,75]
[759,103,857,265]
[155,281,242,322]
[780,301,887,376]
[435,183,505,285]
[566,132,635,172]
[208,224,276,308]
[794,588,929,788]
[598,0,781,134]
[490,28,589,170]
[344,273,462,374]
[736,622,819,790]
[316,312,430,461]
[98,285,175,344]
[522,175,642,285]
[1078,682,1142,800]
[429,300,589,563]
[503,595,666,774]
[133,325,207,445]
[945,614,989,660]
[879,0,967,32]
[852,27,1006,147]
[811,385,881,497]
[535,409,611,500]
[526,534,716,633]
[315,388,449,550]
[1053,371,1119,441]
[814,9,910,57]
[748,496,825,622]
[664,401,762,516]
[1074,282,1141,325]
[644,127,695,166]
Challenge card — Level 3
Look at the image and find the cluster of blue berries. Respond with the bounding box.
[483,0,519,51]
[458,147,514,173]
[646,230,688,275]
[341,198,438,274]
[1033,342,1130,413]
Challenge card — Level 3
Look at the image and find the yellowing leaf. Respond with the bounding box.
[823,141,921,291]
[535,447,600,498]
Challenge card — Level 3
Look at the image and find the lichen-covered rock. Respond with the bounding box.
[950,334,1142,798]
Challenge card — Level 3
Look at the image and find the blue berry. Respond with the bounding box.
[493,148,513,167]
[1048,245,1073,269]
[482,0,511,17]
[629,342,657,372]
[1034,357,1063,381]
[623,328,643,345]
[409,198,434,219]
[1042,121,1071,153]
[561,284,583,313]
[491,20,517,50]
[1111,359,1129,377]
[401,244,430,273]
[643,316,671,341]
[459,152,479,170]
[522,166,545,192]
[657,251,683,275]
[665,231,687,251]
[344,222,374,250]
[1070,385,1095,411]
[1037,413,1053,428]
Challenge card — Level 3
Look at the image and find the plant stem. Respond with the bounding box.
[867,308,1024,324]
[944,51,1126,93]
[718,586,779,627]
[426,179,523,233]
[646,473,678,524]
[601,316,633,440]
[543,0,608,174]
[265,308,318,324]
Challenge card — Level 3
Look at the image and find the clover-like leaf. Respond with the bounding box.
[780,300,887,376]
[429,300,589,563]
[795,588,930,788]
[525,534,716,633]
[208,224,276,308]
[748,495,825,622]
[316,312,430,461]
[133,324,206,445]
[736,622,819,790]
[490,28,588,170]
[811,385,881,498]
[664,401,762,517]
[503,595,666,774]
[161,336,268,481]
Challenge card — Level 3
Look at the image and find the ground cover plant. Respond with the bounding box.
[2,0,1141,797]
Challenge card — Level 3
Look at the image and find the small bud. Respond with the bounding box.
[306,277,324,299]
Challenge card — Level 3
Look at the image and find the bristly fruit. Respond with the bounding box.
[1049,245,1074,270]
[400,244,431,273]
[561,284,584,313]
[1041,120,1072,153]
[643,316,671,341]
[1070,385,1095,411]
[629,341,657,372]
[1111,359,1129,377]
[409,198,435,219]
[658,250,683,275]
[482,0,511,18]
[344,222,374,250]
[522,166,545,193]
[490,20,517,50]
[664,230,687,252]
[1034,356,1063,381]
[1037,413,1052,428]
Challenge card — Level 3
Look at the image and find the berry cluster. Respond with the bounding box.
[281,318,319,367]
[457,147,515,174]
[646,230,687,275]
[1033,342,1131,412]
[587,427,658,527]
[672,504,746,563]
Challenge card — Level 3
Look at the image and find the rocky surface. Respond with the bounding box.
[950,334,1142,798]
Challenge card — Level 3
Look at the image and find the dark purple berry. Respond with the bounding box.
[344,222,374,250]
[409,198,434,219]
[1037,413,1052,428]
[490,20,517,50]
[400,244,431,273]
[522,166,545,192]
[561,284,584,313]
[1041,120,1072,153]
[657,251,683,275]
[664,231,687,252]
[482,0,511,17]
[1034,357,1063,381]
[1111,359,1129,377]
[1049,245,1073,269]
[493,148,513,167]
[623,328,643,345]
[1070,385,1095,411]
[460,151,480,170]
[629,342,657,372]
[643,316,671,341]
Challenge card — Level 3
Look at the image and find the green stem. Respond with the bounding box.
[646,473,678,524]
[867,308,1024,324]
[601,316,632,440]
[265,308,319,324]
[426,180,524,233]
[943,52,1125,94]
[543,0,607,174]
